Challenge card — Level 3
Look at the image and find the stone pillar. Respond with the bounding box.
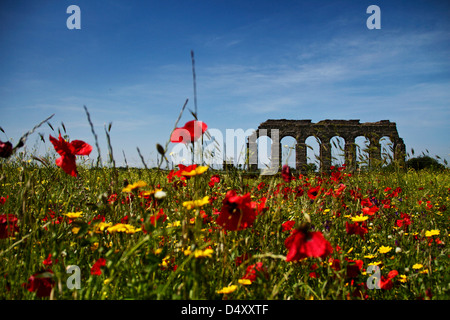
[319,136,332,172]
[278,135,283,168]
[368,137,381,168]
[344,136,356,171]
[394,138,406,168]
[295,138,308,173]
[262,129,280,175]
[247,131,258,171]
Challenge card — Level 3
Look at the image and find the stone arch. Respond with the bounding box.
[248,119,405,173]
[380,136,394,166]
[355,136,370,169]
[330,136,346,167]
[256,135,273,170]
[280,135,297,168]
[305,136,321,171]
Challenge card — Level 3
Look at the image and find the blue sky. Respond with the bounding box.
[0,0,449,168]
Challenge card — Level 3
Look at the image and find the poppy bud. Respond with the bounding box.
[0,140,13,158]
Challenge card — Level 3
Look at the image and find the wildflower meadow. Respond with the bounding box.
[0,109,449,304]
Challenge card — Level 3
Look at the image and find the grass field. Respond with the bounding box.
[1,136,448,300]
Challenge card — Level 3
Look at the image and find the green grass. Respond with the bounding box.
[1,155,448,300]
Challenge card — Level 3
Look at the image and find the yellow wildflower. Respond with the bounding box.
[72,227,81,234]
[351,214,368,223]
[139,190,153,197]
[183,196,210,210]
[160,256,170,268]
[412,263,423,270]
[238,279,252,285]
[217,285,237,294]
[425,229,440,237]
[139,188,165,199]
[166,221,181,228]
[64,211,83,219]
[122,180,147,193]
[107,223,141,234]
[93,222,113,233]
[194,248,214,258]
[180,165,209,177]
[378,246,393,254]
[398,275,407,283]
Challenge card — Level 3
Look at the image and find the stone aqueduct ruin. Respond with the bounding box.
[246,119,406,172]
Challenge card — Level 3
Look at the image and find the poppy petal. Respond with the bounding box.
[70,140,93,156]
[170,128,191,143]
[55,154,77,177]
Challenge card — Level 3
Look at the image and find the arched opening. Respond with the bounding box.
[256,135,273,170]
[305,136,320,172]
[331,136,345,167]
[281,136,297,169]
[355,136,370,170]
[380,136,394,167]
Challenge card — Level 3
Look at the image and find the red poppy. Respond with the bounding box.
[170,120,207,144]
[282,220,295,232]
[309,263,319,278]
[346,259,363,278]
[345,221,369,239]
[284,226,333,262]
[381,199,391,209]
[379,270,398,290]
[0,195,8,205]
[362,206,379,216]
[24,270,55,298]
[49,134,92,177]
[41,211,60,230]
[396,213,411,229]
[0,140,13,158]
[252,196,267,215]
[281,165,294,183]
[241,262,268,283]
[333,184,346,197]
[43,254,58,266]
[361,198,373,207]
[0,214,19,239]
[235,253,251,267]
[294,186,304,198]
[90,214,106,224]
[168,164,200,182]
[307,186,321,200]
[91,257,106,275]
[329,258,341,271]
[386,187,402,198]
[208,174,220,188]
[215,190,257,231]
[257,182,266,191]
[152,209,167,225]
